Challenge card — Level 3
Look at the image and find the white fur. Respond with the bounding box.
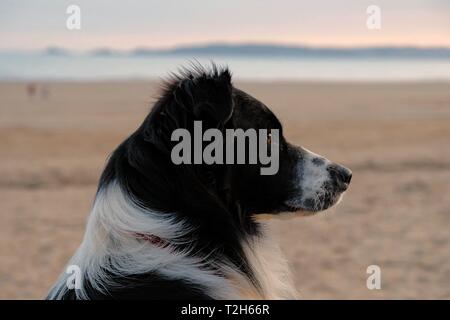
[285,147,332,211]
[48,182,297,300]
[238,229,298,299]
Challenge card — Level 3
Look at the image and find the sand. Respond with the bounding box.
[0,80,449,299]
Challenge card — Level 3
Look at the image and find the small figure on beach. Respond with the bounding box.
[41,84,50,99]
[26,83,37,99]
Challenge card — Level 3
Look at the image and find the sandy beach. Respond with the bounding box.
[0,80,449,299]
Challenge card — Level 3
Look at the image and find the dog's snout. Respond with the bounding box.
[327,164,352,190]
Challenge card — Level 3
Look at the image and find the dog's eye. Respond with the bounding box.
[267,132,272,144]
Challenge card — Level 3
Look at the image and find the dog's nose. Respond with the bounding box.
[327,164,352,191]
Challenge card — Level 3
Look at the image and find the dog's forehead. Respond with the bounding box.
[231,88,280,129]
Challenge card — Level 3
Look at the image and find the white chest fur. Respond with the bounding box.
[223,228,298,300]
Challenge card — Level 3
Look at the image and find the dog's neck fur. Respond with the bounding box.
[48,182,297,299]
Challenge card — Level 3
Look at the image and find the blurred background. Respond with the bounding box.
[0,0,449,299]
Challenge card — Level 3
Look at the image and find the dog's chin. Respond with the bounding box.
[252,193,345,222]
[282,193,345,216]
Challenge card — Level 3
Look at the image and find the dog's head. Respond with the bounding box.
[145,65,351,217]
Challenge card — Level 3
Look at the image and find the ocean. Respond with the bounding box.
[1,52,450,81]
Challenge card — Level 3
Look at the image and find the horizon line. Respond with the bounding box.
[2,41,450,53]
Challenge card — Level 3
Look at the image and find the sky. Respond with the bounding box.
[0,0,449,51]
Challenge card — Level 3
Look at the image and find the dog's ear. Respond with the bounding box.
[173,69,233,125]
[142,69,233,152]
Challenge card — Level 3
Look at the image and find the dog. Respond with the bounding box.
[47,64,351,299]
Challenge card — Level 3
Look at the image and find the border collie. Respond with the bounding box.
[47,64,352,300]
